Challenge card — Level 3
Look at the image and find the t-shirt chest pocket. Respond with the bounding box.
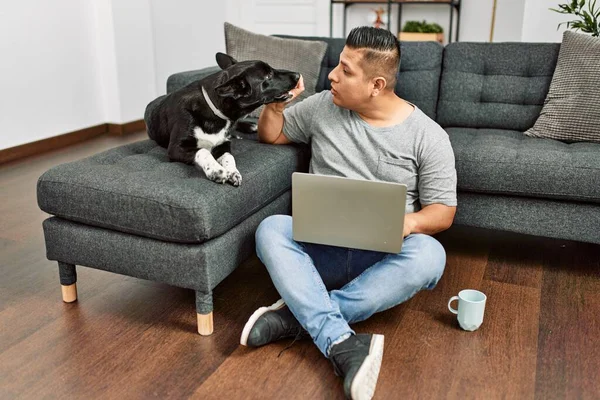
[376,155,418,188]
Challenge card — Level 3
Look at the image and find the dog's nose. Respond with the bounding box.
[293,72,300,81]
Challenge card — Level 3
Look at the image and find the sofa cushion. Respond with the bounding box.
[224,23,327,118]
[437,42,560,131]
[524,31,600,144]
[447,128,600,203]
[277,35,443,121]
[166,66,220,94]
[37,139,309,244]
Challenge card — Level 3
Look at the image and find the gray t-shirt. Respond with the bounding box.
[283,90,457,214]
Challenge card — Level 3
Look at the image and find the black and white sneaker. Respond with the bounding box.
[329,334,385,400]
[240,299,310,347]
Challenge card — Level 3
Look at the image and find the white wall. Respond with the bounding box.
[91,1,121,124]
[0,0,571,151]
[493,0,526,42]
[448,0,493,42]
[0,0,159,150]
[232,0,324,36]
[149,1,227,96]
[522,0,569,42]
[111,0,158,122]
[0,2,105,150]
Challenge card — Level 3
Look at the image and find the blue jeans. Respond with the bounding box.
[255,214,447,357]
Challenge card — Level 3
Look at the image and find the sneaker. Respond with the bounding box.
[329,334,385,400]
[240,299,310,347]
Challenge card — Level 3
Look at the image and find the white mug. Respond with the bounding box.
[448,289,487,331]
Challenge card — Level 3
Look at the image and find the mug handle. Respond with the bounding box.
[448,296,459,315]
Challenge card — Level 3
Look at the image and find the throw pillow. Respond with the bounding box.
[224,22,328,118]
[524,31,600,143]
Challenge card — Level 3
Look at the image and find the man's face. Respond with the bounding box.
[327,46,372,110]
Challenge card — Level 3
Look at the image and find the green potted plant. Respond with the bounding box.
[399,20,444,43]
[551,0,600,36]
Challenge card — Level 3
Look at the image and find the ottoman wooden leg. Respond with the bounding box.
[196,291,213,335]
[61,283,78,303]
[197,312,214,336]
[58,262,78,303]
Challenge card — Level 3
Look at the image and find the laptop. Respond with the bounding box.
[292,172,407,253]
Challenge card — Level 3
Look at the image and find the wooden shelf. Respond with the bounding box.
[332,1,454,3]
[329,0,461,43]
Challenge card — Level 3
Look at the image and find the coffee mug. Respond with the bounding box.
[448,289,487,331]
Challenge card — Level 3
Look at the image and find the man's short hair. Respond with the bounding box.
[346,26,401,90]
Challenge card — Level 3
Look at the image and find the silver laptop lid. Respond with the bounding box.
[292,172,407,253]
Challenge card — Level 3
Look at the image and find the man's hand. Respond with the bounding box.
[266,75,305,113]
[288,74,305,102]
[403,205,456,237]
[403,214,418,237]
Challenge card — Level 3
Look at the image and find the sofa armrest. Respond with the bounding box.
[166,65,221,94]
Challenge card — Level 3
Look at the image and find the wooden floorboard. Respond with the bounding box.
[1,131,599,399]
[535,241,600,400]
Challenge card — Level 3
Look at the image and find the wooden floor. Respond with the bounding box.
[1,132,599,399]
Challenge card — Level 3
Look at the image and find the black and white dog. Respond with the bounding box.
[145,53,300,186]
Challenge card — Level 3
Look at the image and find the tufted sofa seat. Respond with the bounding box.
[38,139,308,244]
[448,128,600,203]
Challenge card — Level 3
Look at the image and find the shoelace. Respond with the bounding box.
[277,329,306,358]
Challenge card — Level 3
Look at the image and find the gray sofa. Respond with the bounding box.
[37,35,600,335]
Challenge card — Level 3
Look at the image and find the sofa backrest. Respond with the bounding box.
[436,42,560,131]
[276,35,444,120]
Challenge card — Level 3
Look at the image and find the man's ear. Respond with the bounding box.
[372,76,387,96]
[215,75,250,99]
[216,52,237,70]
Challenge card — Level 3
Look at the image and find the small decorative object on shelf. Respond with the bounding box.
[399,20,445,43]
[370,7,387,28]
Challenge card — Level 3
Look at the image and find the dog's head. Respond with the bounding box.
[213,53,300,114]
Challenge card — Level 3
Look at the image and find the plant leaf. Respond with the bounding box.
[553,0,600,34]
[558,3,572,12]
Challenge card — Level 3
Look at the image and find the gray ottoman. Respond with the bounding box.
[37,138,308,335]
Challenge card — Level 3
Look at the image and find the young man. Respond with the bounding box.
[240,27,457,400]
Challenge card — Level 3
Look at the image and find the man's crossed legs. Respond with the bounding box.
[241,215,446,400]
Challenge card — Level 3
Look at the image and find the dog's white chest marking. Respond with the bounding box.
[194,121,231,150]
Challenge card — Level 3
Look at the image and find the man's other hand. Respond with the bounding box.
[403,214,417,238]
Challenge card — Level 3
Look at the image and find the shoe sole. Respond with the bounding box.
[350,334,384,400]
[239,298,286,346]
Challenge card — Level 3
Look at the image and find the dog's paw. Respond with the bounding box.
[246,122,258,133]
[205,166,228,184]
[227,170,242,187]
[235,120,258,135]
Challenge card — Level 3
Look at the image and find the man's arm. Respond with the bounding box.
[408,128,457,237]
[257,103,291,144]
[403,204,456,237]
[258,75,305,144]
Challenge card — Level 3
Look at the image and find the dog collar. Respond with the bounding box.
[202,86,229,121]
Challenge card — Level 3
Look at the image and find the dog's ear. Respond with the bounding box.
[216,52,237,70]
[214,75,250,99]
